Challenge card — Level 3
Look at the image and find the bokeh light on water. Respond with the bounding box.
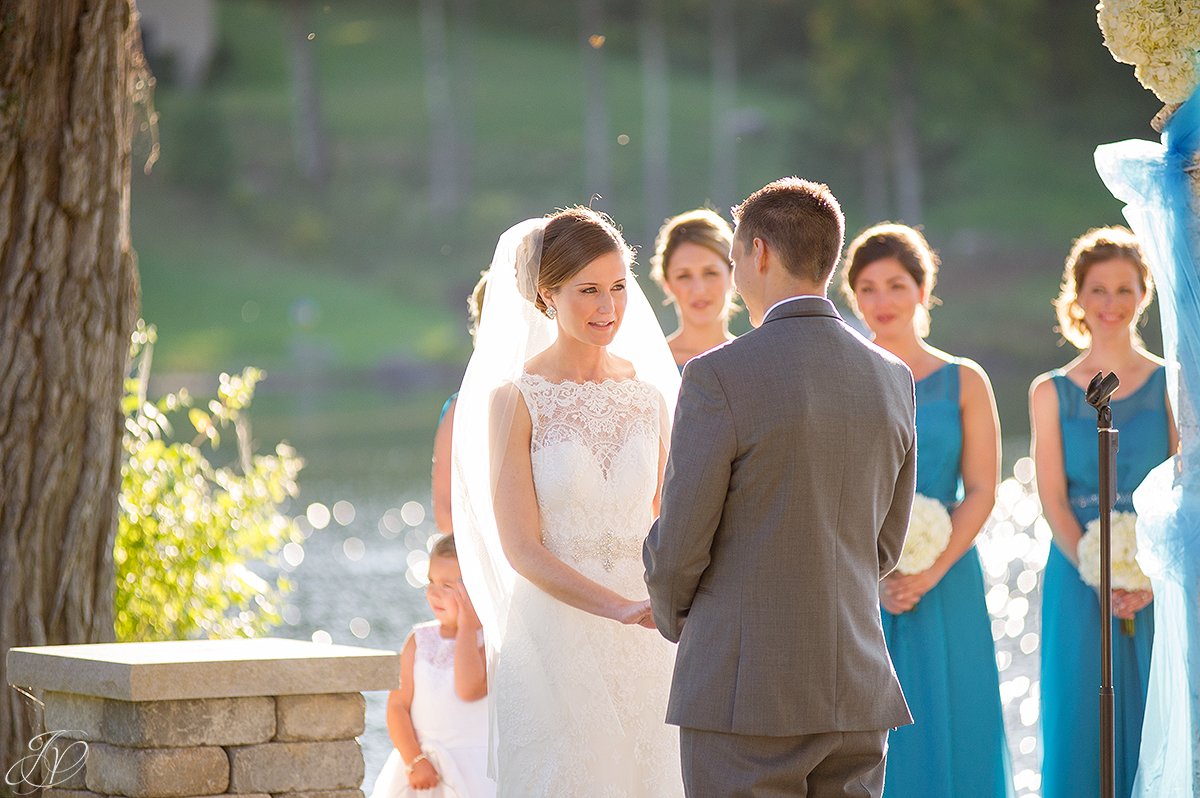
[333,500,357,526]
[278,489,443,785]
[282,457,1059,793]
[976,456,1049,798]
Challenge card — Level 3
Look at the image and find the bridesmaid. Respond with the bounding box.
[843,223,1012,798]
[1030,226,1177,798]
[431,272,488,534]
[650,209,738,370]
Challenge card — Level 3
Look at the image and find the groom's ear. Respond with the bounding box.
[752,237,770,275]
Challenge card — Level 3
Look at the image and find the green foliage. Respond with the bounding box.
[115,321,304,642]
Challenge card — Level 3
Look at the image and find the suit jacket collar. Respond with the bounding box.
[761,295,842,325]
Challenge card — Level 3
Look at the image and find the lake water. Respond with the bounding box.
[254,382,1049,796]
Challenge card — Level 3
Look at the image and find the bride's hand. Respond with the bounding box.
[613,598,653,627]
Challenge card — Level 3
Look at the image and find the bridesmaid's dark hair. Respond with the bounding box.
[518,206,633,318]
[841,223,941,337]
[1054,226,1154,349]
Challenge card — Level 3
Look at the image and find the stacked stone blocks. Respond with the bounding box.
[5,639,398,798]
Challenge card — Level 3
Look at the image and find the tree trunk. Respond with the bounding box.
[709,0,737,211]
[579,0,611,208]
[861,140,889,223]
[451,0,477,204]
[889,63,923,224]
[0,0,142,766]
[284,0,330,185]
[420,0,459,214]
[639,0,669,246]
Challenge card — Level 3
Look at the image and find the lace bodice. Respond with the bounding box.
[514,373,663,587]
[490,375,681,797]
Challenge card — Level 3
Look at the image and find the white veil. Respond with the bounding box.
[449,216,680,772]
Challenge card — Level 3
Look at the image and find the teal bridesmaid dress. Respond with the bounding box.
[881,361,1012,797]
[1040,366,1169,798]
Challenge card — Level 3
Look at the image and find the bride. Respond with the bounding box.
[451,207,684,797]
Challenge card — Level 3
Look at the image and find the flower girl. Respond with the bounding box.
[369,536,493,798]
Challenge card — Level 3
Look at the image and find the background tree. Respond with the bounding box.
[639,0,670,243]
[579,0,612,208]
[801,0,1038,224]
[709,0,737,212]
[284,0,331,185]
[421,0,461,214]
[0,0,143,766]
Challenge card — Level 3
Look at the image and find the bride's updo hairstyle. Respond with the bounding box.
[1053,225,1154,350]
[841,222,941,338]
[518,206,633,318]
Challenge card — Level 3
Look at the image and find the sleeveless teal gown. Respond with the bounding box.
[881,361,1012,797]
[1040,366,1169,798]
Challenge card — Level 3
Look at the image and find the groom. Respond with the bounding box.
[644,177,915,797]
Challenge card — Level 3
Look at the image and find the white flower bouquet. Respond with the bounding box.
[896,494,952,576]
[1076,510,1151,635]
[1098,0,1200,104]
[1077,511,1152,592]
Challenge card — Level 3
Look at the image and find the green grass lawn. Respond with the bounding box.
[133,0,1167,440]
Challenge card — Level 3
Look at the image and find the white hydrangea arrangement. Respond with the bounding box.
[1097,0,1200,104]
[896,494,952,575]
[1077,510,1152,592]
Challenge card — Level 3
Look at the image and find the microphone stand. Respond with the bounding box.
[1086,370,1120,798]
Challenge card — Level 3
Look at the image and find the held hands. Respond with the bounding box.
[1112,588,1153,620]
[881,566,945,614]
[613,598,658,629]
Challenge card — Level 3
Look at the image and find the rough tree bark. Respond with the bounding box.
[0,0,142,767]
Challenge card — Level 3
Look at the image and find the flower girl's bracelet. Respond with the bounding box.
[404,752,429,774]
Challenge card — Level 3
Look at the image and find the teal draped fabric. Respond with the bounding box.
[1096,84,1200,798]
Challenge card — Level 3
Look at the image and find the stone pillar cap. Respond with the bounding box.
[7,638,399,701]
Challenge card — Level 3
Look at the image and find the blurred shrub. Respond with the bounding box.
[115,321,304,642]
[284,206,332,255]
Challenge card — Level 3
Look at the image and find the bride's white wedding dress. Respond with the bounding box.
[492,371,683,798]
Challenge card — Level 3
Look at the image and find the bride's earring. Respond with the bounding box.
[546,306,557,319]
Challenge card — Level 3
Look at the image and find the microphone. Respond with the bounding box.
[1086,371,1120,410]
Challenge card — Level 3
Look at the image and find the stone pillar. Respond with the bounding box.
[5,638,398,797]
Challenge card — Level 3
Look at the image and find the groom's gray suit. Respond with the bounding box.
[644,295,915,797]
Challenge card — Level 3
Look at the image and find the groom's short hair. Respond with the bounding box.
[732,178,845,285]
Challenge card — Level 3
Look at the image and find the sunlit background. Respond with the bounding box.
[131,1,1171,793]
